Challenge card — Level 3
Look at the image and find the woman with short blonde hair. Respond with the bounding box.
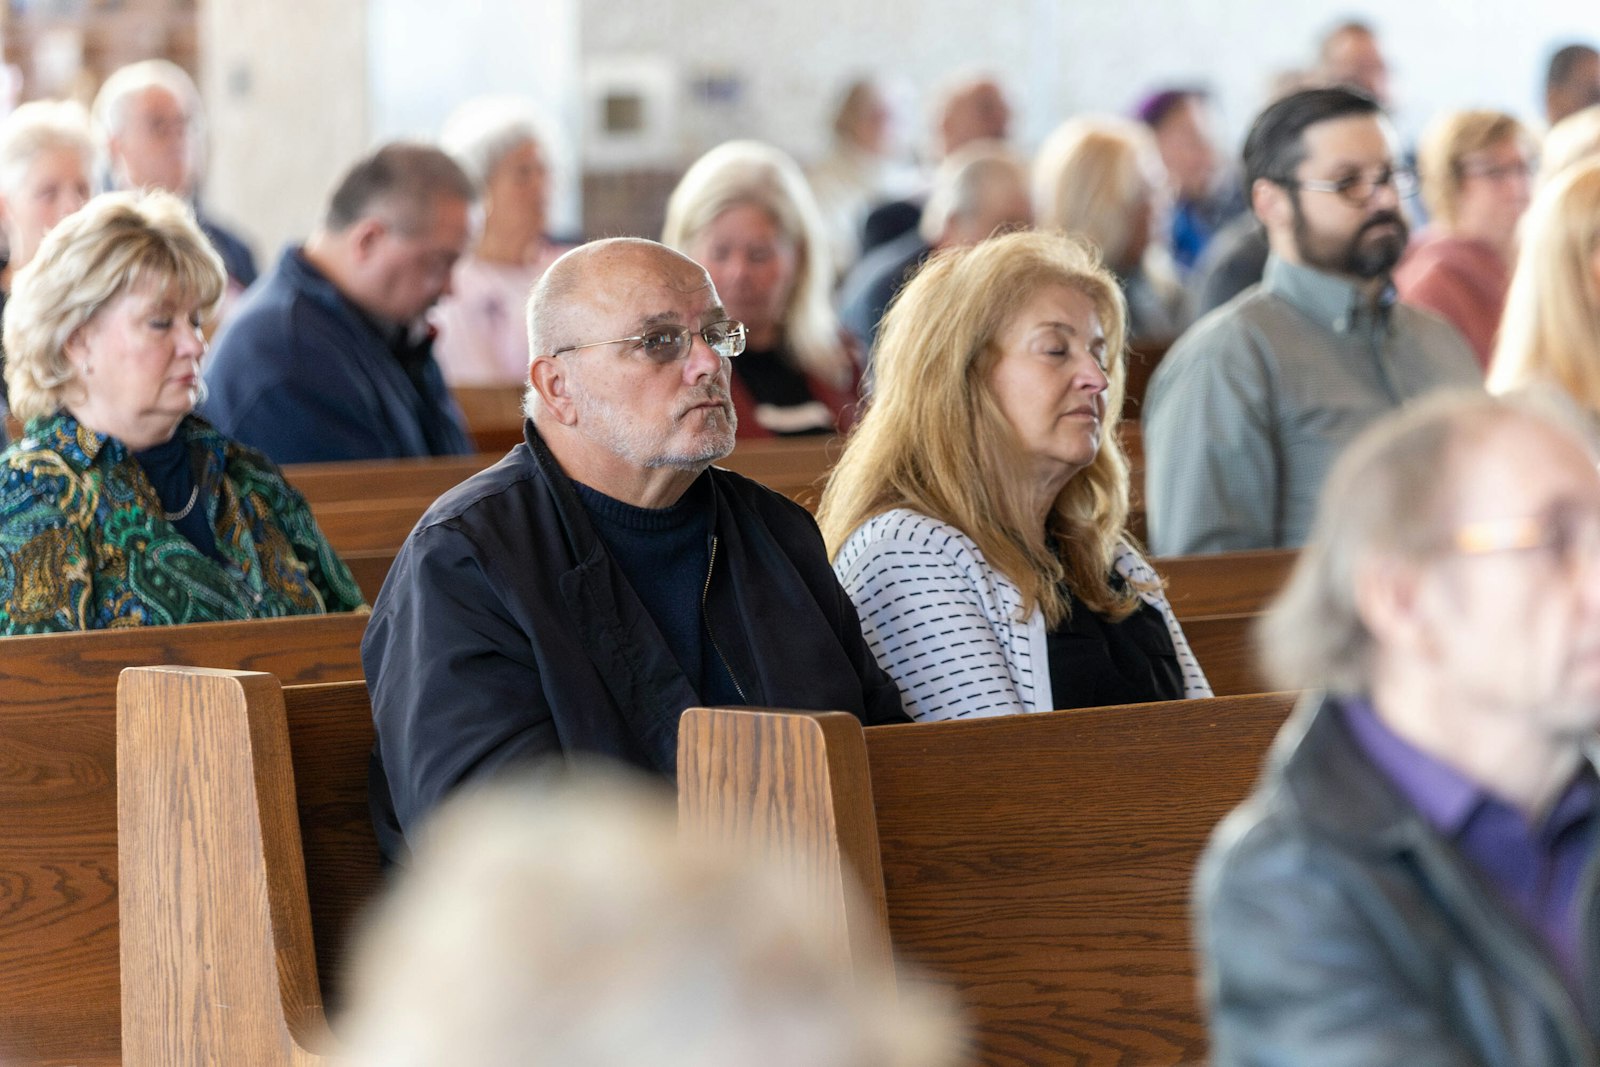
[818,229,1209,720]
[1487,158,1600,410]
[1032,116,1189,344]
[1396,109,1534,369]
[0,190,362,632]
[664,140,857,438]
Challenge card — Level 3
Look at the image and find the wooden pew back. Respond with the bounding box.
[283,453,497,505]
[680,691,1299,1066]
[0,613,368,1066]
[1158,549,1297,618]
[1181,611,1266,696]
[117,667,379,1067]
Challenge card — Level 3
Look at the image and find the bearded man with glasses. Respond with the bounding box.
[1143,87,1480,556]
[364,237,907,863]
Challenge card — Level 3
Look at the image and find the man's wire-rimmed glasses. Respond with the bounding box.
[553,319,747,365]
[1280,165,1417,206]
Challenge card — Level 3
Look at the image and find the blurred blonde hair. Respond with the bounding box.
[4,189,224,423]
[1487,159,1600,409]
[1540,104,1600,185]
[1031,116,1162,271]
[0,99,92,200]
[817,229,1141,626]
[338,770,964,1067]
[662,140,849,387]
[1415,109,1532,229]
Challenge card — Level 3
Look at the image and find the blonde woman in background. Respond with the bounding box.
[1032,116,1190,345]
[432,97,573,387]
[663,140,859,438]
[1487,158,1600,413]
[818,230,1209,722]
[1539,104,1600,185]
[1395,110,1534,370]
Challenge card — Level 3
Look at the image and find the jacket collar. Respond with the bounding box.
[21,410,229,477]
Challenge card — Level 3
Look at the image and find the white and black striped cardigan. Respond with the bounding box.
[833,509,1212,722]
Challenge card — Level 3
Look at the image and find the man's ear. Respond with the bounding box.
[1251,177,1291,232]
[529,355,579,426]
[347,217,388,262]
[1353,554,1437,659]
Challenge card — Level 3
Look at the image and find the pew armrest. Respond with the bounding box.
[677,706,893,979]
[117,665,335,1066]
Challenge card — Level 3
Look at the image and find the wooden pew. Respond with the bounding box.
[1182,611,1266,696]
[678,690,1300,1067]
[0,613,368,1066]
[284,452,499,506]
[341,548,398,601]
[117,666,379,1066]
[452,384,526,453]
[1158,548,1297,618]
[311,496,434,553]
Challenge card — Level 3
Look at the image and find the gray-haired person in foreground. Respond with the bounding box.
[1196,389,1600,1066]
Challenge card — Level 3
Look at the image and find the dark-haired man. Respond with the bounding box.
[1547,43,1600,128]
[1143,87,1478,556]
[201,143,476,463]
[364,237,906,863]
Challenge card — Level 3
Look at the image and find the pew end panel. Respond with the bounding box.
[0,612,370,1065]
[680,692,1299,1066]
[676,705,893,979]
[116,665,380,1067]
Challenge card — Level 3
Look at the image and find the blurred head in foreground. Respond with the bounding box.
[339,770,965,1067]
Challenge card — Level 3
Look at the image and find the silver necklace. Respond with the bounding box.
[163,485,200,522]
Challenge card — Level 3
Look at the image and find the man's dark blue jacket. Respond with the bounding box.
[201,247,473,464]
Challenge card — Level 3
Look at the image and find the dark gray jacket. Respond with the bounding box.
[1195,692,1600,1067]
[364,421,907,861]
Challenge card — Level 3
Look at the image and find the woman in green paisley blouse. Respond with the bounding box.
[0,190,364,633]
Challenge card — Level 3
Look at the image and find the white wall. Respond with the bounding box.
[200,0,1596,258]
[368,0,582,234]
[200,0,367,264]
[582,0,1595,168]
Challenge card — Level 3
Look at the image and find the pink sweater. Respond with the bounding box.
[1394,233,1508,372]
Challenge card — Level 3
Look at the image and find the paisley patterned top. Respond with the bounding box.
[0,412,366,633]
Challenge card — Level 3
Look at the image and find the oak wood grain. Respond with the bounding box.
[283,453,497,505]
[681,692,1298,1066]
[0,613,367,1065]
[1156,550,1297,619]
[1180,612,1267,697]
[117,667,344,1066]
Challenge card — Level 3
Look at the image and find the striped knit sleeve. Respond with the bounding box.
[835,513,1027,722]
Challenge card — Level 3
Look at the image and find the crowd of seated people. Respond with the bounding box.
[12,28,1600,1063]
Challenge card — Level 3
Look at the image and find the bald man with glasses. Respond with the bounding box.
[1143,87,1479,556]
[364,237,906,862]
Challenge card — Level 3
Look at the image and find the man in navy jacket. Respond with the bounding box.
[364,238,906,862]
[201,143,475,463]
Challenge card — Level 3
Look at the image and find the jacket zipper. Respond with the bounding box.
[701,535,747,703]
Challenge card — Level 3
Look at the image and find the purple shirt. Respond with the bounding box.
[1341,697,1600,997]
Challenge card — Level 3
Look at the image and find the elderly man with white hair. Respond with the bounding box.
[93,59,257,293]
[1197,389,1600,1066]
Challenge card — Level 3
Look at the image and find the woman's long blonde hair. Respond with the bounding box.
[661,140,850,387]
[817,230,1140,625]
[1488,159,1600,408]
